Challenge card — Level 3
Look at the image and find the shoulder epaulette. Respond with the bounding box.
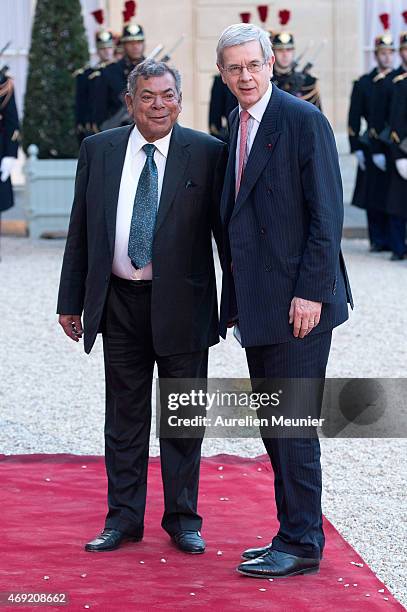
[301,82,318,93]
[0,77,13,97]
[88,70,102,80]
[373,73,386,82]
[98,60,115,69]
[0,77,13,109]
[391,130,400,144]
[72,63,90,78]
[393,72,407,84]
[300,80,320,104]
[373,69,392,83]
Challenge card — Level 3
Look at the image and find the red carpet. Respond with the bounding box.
[0,454,403,611]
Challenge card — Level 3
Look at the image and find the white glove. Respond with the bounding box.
[0,157,16,182]
[372,153,387,172]
[354,150,366,171]
[395,159,407,180]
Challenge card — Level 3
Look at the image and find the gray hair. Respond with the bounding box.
[216,23,273,66]
[127,59,182,97]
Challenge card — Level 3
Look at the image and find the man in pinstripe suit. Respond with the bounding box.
[216,24,353,578]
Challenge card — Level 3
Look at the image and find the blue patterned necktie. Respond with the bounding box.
[128,143,159,269]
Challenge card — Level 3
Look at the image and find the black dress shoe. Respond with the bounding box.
[171,530,205,554]
[237,549,319,578]
[242,543,324,561]
[390,253,405,261]
[85,528,143,552]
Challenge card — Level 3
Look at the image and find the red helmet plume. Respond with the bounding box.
[240,12,251,23]
[257,5,268,23]
[91,10,104,25]
[379,13,390,30]
[279,9,290,26]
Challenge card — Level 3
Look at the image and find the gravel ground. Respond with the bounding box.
[0,236,406,606]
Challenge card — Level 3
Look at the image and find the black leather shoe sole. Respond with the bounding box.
[85,534,143,552]
[237,565,320,578]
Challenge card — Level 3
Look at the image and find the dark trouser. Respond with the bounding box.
[245,331,332,560]
[367,209,389,249]
[102,275,208,537]
[388,215,406,257]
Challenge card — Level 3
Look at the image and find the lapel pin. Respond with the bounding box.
[267,143,273,149]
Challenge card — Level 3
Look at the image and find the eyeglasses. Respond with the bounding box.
[221,60,267,76]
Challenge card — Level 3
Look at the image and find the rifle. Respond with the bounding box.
[300,40,327,74]
[158,35,186,63]
[291,41,314,71]
[0,41,11,60]
[146,44,165,60]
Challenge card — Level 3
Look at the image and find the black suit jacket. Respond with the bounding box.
[219,85,353,347]
[57,123,227,355]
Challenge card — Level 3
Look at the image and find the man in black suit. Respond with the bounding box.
[57,59,226,555]
[216,24,353,578]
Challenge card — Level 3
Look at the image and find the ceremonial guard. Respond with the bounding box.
[270,9,322,110]
[0,65,20,223]
[208,74,238,141]
[73,9,115,143]
[348,14,395,252]
[208,12,249,140]
[385,20,407,259]
[89,1,145,132]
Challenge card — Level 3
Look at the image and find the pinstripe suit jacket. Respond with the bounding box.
[219,85,353,347]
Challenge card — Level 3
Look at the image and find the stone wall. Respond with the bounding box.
[107,0,362,131]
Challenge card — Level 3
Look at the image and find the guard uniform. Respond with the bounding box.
[0,72,20,214]
[270,12,322,110]
[371,63,407,258]
[384,27,407,258]
[348,21,395,250]
[74,9,115,143]
[89,16,145,132]
[208,75,238,142]
[386,74,407,219]
[73,63,92,143]
[272,68,322,109]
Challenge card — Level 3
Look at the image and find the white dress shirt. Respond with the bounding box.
[112,124,172,280]
[235,82,273,180]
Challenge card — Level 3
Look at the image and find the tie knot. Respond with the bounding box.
[240,110,250,125]
[143,144,156,158]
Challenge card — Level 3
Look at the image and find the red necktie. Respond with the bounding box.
[236,110,250,196]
